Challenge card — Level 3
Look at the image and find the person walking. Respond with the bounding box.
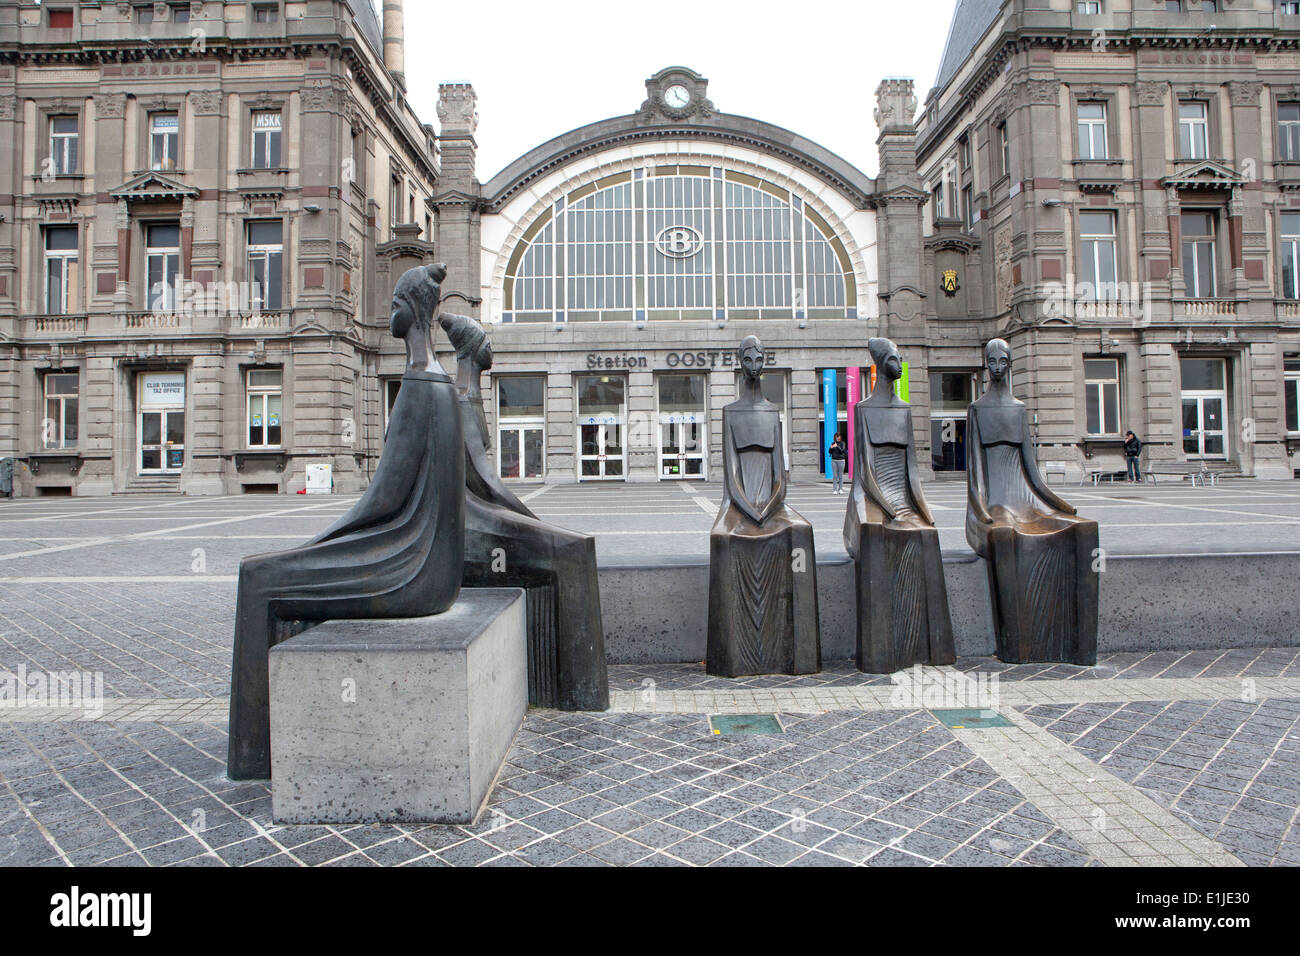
[829,432,847,494]
[1124,429,1142,483]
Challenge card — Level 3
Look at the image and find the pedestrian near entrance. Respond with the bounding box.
[1124,430,1142,482]
[829,432,847,494]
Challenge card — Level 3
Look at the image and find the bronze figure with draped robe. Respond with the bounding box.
[439,312,608,711]
[226,264,465,780]
[707,336,820,676]
[844,338,955,673]
[966,338,1099,664]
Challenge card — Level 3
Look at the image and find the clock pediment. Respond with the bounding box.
[638,66,715,122]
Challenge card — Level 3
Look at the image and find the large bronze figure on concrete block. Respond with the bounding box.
[707,335,820,677]
[227,264,465,780]
[439,311,609,711]
[844,337,955,673]
[966,338,1099,665]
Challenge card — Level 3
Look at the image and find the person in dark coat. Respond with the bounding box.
[226,264,465,781]
[829,432,847,494]
[1124,430,1142,483]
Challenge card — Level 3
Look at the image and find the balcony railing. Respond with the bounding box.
[29,314,88,335]
[1277,299,1300,320]
[239,312,289,330]
[122,311,186,330]
[1179,298,1238,318]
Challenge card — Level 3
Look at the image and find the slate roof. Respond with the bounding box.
[933,0,1005,94]
[343,0,384,58]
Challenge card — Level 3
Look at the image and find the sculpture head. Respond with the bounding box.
[390,263,448,340]
[985,338,1011,383]
[868,337,903,383]
[738,335,765,382]
[440,312,493,371]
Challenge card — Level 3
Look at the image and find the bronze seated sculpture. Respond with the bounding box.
[843,337,955,673]
[966,338,1099,664]
[227,264,465,780]
[439,311,608,711]
[707,335,820,676]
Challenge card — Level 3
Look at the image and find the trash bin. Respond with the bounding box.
[0,458,13,497]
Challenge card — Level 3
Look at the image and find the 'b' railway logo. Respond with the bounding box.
[655,225,704,259]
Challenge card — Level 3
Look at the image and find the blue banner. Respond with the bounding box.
[822,368,837,480]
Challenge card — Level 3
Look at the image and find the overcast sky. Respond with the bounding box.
[399,0,955,181]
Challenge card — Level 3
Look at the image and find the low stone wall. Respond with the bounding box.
[597,551,1300,663]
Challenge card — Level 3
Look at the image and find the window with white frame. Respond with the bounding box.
[1278,104,1300,161]
[246,368,283,447]
[145,223,181,311]
[1281,212,1300,300]
[389,175,402,239]
[150,112,179,171]
[1181,210,1217,298]
[962,185,974,230]
[43,372,79,449]
[998,122,1010,178]
[1077,1,1102,13]
[1084,358,1121,435]
[251,111,282,169]
[959,135,971,172]
[1284,2,1300,15]
[246,220,283,311]
[1079,211,1118,299]
[49,116,78,175]
[1285,359,1300,433]
[1178,102,1209,160]
[1077,102,1108,160]
[43,226,79,315]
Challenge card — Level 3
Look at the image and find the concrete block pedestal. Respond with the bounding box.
[269,588,526,825]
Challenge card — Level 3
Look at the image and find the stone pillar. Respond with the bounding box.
[382,0,406,91]
[434,84,482,318]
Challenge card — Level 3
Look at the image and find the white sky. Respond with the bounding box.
[399,0,955,182]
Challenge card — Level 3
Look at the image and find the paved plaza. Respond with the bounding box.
[1,483,1298,866]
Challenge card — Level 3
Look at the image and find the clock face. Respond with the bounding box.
[663,84,691,109]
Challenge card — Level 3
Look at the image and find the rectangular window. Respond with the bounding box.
[1166,0,1182,10]
[1279,104,1300,161]
[1285,359,1300,433]
[172,5,190,21]
[930,371,976,472]
[247,368,283,448]
[251,111,282,169]
[246,220,284,311]
[962,185,974,229]
[136,5,154,24]
[43,226,79,315]
[1077,101,1108,160]
[1181,211,1216,298]
[497,376,546,480]
[1077,1,1101,12]
[150,112,179,171]
[958,135,971,172]
[49,9,74,28]
[389,176,402,238]
[1179,102,1209,159]
[1202,0,1217,10]
[1282,213,1300,300]
[43,373,79,450]
[1084,358,1121,436]
[1079,211,1118,299]
[253,4,278,23]
[145,223,181,311]
[49,116,78,175]
[998,122,1010,178]
[1284,2,1300,14]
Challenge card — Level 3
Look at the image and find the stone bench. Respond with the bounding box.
[269,588,526,825]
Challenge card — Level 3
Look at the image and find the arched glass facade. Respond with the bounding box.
[503,166,856,323]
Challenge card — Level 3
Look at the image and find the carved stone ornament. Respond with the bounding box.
[191,90,221,115]
[1135,81,1166,107]
[1025,79,1058,106]
[1229,81,1262,108]
[874,78,917,131]
[0,96,16,121]
[437,84,478,134]
[96,94,126,119]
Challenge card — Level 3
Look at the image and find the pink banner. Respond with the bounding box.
[845,366,861,479]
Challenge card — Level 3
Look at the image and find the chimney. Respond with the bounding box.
[383,0,405,90]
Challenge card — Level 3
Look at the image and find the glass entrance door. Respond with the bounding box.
[140,408,185,472]
[657,374,706,479]
[576,375,626,480]
[1182,396,1226,459]
[1180,358,1227,460]
[499,426,544,479]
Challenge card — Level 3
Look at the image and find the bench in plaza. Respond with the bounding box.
[1144,461,1240,486]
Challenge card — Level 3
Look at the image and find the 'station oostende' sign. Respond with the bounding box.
[585,351,779,370]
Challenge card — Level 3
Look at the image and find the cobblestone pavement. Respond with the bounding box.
[0,492,1297,866]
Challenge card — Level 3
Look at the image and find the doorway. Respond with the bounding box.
[137,372,186,473]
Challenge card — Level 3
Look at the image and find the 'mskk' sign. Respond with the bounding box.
[655,224,703,259]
